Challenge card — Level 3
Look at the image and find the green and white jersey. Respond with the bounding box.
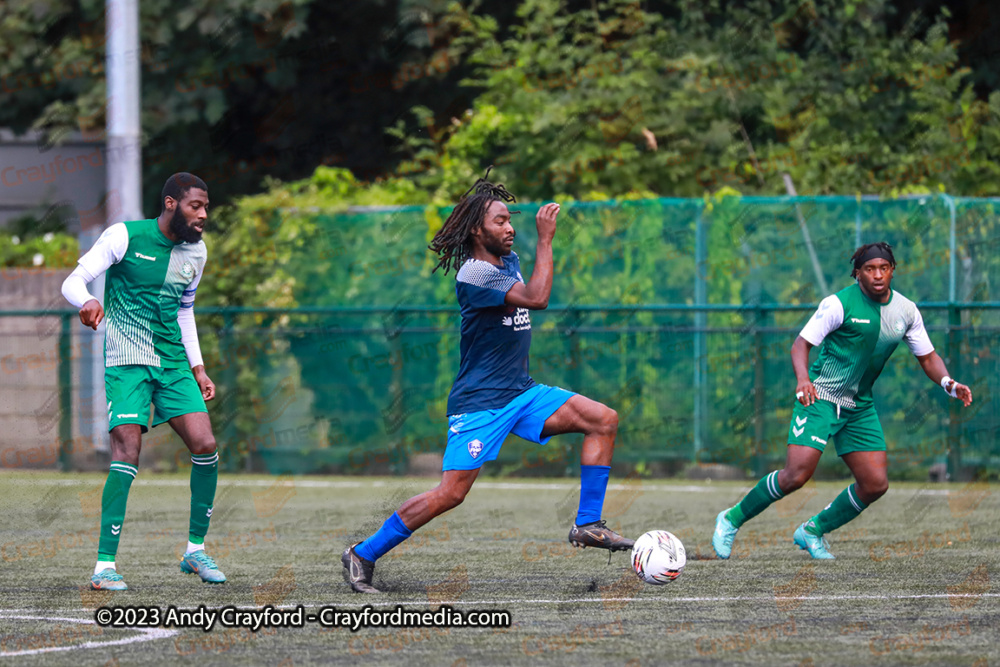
[798,283,934,408]
[78,220,207,369]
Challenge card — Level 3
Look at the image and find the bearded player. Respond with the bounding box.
[712,242,973,560]
[342,172,633,593]
[61,173,225,589]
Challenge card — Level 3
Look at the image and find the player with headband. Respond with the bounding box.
[711,242,973,559]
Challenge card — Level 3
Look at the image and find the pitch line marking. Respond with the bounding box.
[0,614,178,657]
[355,592,1000,606]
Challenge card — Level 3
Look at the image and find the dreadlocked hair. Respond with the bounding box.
[429,167,517,275]
[850,241,896,278]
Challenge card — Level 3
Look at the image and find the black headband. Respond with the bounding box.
[854,245,893,270]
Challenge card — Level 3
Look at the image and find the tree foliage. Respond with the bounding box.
[0,0,467,212]
[383,0,997,201]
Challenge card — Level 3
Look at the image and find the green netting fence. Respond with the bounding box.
[198,194,1000,480]
[5,194,999,479]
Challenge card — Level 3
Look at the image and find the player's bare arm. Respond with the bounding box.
[915,351,972,407]
[505,202,559,310]
[790,336,817,406]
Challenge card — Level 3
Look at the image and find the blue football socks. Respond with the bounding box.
[576,464,611,525]
[355,512,413,562]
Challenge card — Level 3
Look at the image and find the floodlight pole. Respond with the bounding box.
[86,0,142,455]
[106,0,142,222]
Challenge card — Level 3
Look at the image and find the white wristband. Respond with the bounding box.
[941,376,958,398]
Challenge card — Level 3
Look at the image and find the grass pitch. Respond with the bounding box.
[1,471,998,666]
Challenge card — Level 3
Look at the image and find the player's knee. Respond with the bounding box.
[781,467,812,492]
[597,406,618,436]
[859,478,888,501]
[189,436,217,456]
[439,484,469,510]
[109,429,141,463]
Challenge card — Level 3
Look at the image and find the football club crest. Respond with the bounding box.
[894,319,905,334]
[468,439,483,459]
[181,261,195,280]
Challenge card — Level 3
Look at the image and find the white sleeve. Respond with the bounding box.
[177,269,204,368]
[904,307,935,356]
[61,265,100,308]
[798,295,844,346]
[77,223,129,277]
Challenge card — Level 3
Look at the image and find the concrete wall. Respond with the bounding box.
[0,129,109,233]
[0,268,104,470]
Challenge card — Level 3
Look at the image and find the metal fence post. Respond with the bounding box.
[855,198,862,249]
[752,304,765,477]
[59,313,73,472]
[946,194,957,303]
[390,310,406,475]
[947,302,963,480]
[219,311,240,473]
[693,209,708,463]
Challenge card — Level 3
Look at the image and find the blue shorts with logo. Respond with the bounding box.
[442,384,576,471]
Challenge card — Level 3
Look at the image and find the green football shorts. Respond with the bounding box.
[105,365,207,433]
[786,399,886,456]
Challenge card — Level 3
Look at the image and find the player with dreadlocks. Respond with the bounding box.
[342,169,633,593]
[712,242,973,560]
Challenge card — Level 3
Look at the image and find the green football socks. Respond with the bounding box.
[726,470,785,528]
[188,450,219,543]
[806,483,869,536]
[97,461,137,561]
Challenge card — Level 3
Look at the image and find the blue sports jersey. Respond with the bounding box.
[447,252,536,415]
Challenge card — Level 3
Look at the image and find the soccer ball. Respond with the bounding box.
[631,530,686,584]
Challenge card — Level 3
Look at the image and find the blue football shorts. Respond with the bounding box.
[442,384,576,471]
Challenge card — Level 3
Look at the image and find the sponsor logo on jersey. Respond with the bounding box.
[181,261,195,280]
[134,252,157,261]
[116,413,139,419]
[468,439,483,459]
[894,319,905,334]
[850,318,871,324]
[811,435,827,444]
[501,308,532,331]
[513,308,531,331]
